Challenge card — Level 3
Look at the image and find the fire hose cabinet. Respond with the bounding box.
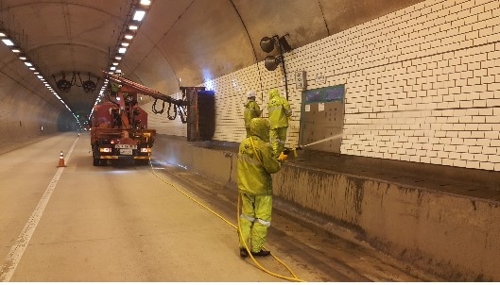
[299,84,345,154]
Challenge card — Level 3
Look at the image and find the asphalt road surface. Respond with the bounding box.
[0,132,439,281]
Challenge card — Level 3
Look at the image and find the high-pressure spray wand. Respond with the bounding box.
[282,133,343,158]
[282,145,303,158]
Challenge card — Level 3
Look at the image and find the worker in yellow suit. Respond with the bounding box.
[243,91,262,137]
[267,89,292,157]
[237,118,287,257]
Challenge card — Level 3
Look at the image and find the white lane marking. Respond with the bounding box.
[0,137,79,281]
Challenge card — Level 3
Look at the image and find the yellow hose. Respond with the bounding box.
[148,155,304,282]
[237,193,305,282]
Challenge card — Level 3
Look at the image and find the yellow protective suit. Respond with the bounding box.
[267,89,292,156]
[237,118,282,254]
[243,97,262,137]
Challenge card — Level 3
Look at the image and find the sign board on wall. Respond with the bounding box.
[300,85,345,154]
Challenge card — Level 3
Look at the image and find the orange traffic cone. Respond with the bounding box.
[57,151,67,167]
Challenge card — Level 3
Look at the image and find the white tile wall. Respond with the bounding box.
[148,0,500,171]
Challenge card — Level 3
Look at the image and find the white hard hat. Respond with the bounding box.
[247,90,256,98]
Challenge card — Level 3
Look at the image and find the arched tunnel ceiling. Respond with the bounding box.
[0,0,423,122]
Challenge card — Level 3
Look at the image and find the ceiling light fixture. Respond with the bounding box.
[0,26,81,128]
[133,10,146,21]
[111,3,150,72]
[2,38,14,46]
[100,0,152,109]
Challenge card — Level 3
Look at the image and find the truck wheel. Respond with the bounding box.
[135,159,149,166]
[93,156,101,166]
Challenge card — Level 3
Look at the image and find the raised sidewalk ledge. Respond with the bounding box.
[153,134,500,281]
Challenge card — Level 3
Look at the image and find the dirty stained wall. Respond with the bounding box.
[152,134,500,281]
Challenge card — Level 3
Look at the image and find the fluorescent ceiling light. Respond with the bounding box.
[19,56,27,60]
[121,42,129,47]
[133,10,146,21]
[140,0,151,6]
[12,48,21,53]
[113,62,119,66]
[0,32,6,37]
[2,39,14,46]
[29,67,35,71]
[124,34,133,40]
[115,56,122,60]
[110,66,116,71]
[24,62,33,67]
[129,24,139,30]
[118,47,127,54]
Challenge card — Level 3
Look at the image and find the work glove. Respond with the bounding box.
[278,152,288,163]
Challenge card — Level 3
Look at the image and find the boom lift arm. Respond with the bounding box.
[102,71,189,123]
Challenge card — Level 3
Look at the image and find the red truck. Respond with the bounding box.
[90,83,156,166]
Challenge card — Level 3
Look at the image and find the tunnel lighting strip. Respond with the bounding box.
[0,28,82,129]
[88,78,110,120]
[88,0,152,123]
[105,0,152,76]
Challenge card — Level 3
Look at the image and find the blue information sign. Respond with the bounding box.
[303,84,345,104]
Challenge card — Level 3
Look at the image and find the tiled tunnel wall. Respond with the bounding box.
[146,0,500,172]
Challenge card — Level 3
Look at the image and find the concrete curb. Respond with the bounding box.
[152,135,500,281]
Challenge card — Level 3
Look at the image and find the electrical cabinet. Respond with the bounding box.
[299,85,345,154]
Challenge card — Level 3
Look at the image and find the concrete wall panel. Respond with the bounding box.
[152,135,500,281]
